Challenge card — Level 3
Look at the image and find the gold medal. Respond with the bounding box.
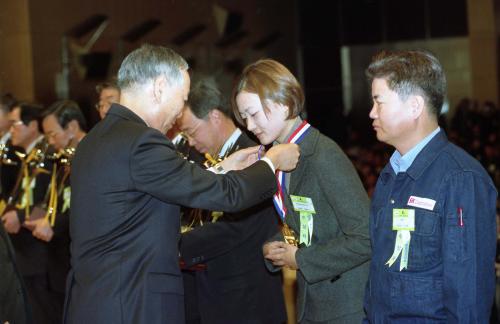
[282,223,298,246]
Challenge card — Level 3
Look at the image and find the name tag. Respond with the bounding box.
[392,209,415,231]
[290,195,315,247]
[290,195,316,214]
[407,195,436,211]
[62,186,71,213]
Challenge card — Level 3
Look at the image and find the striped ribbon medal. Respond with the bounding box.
[272,120,311,221]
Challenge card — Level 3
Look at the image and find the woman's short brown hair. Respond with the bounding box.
[231,59,304,125]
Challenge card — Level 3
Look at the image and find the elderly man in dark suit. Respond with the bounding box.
[65,44,299,324]
[178,77,287,324]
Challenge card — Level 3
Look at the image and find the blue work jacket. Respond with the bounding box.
[364,130,498,323]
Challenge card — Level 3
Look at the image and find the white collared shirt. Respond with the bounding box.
[0,132,10,145]
[218,128,242,159]
[25,135,45,154]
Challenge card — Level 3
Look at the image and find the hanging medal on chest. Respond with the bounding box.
[272,120,311,246]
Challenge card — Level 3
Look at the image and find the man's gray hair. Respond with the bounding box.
[117,44,189,91]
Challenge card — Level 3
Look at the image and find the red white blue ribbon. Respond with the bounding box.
[273,120,311,221]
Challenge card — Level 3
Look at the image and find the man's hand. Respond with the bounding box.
[25,218,54,242]
[263,241,299,269]
[264,143,300,171]
[2,210,21,234]
[218,146,261,171]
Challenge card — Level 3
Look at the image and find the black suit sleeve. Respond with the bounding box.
[53,205,70,238]
[130,129,277,213]
[180,203,274,267]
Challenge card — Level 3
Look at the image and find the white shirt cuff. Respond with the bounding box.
[260,157,275,174]
[207,164,226,174]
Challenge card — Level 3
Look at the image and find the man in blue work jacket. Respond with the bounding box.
[363,49,498,322]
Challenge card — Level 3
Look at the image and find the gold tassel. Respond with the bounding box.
[45,163,58,226]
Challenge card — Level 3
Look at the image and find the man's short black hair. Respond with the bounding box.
[0,93,17,114]
[17,102,43,125]
[43,100,87,131]
[96,80,120,95]
[187,76,230,119]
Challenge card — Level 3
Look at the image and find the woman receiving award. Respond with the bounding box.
[232,59,371,323]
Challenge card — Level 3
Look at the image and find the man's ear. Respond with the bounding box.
[28,120,39,132]
[153,76,168,104]
[66,120,79,134]
[410,95,425,119]
[208,109,222,125]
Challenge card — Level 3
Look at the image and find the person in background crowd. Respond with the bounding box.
[95,80,120,119]
[364,49,498,322]
[0,93,21,199]
[0,94,31,324]
[23,100,87,323]
[2,103,53,324]
[0,94,16,145]
[233,58,371,323]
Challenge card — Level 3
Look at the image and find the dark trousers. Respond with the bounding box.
[24,274,63,324]
[183,271,201,324]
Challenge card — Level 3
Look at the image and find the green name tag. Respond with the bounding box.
[299,212,313,247]
[290,195,315,247]
[62,186,71,213]
[290,195,316,214]
[392,209,415,231]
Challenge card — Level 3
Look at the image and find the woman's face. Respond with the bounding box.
[236,91,289,145]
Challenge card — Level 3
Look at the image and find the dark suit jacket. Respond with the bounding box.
[0,139,22,200]
[267,126,371,323]
[7,140,51,277]
[0,221,32,323]
[65,104,277,324]
[180,131,287,324]
[47,165,71,294]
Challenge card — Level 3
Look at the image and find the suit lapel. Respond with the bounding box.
[283,127,318,230]
[226,130,256,153]
[289,127,318,193]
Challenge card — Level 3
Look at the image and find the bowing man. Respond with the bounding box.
[25,100,87,323]
[178,76,287,324]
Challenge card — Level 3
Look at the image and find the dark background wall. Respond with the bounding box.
[298,0,469,143]
[22,0,298,126]
[1,0,497,141]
